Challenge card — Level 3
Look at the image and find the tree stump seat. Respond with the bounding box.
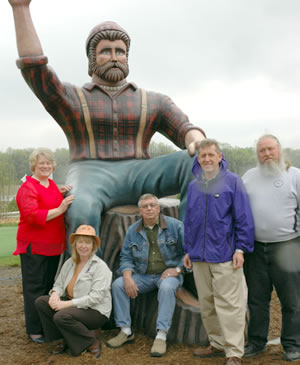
[100,200,208,345]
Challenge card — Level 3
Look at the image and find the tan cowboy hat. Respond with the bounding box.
[69,225,101,247]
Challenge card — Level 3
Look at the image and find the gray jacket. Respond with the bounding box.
[51,255,112,318]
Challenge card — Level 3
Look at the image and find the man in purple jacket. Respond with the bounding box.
[184,139,254,365]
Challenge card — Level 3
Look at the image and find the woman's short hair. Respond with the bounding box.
[29,148,56,172]
[71,235,98,264]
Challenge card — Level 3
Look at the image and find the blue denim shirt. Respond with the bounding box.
[120,215,185,274]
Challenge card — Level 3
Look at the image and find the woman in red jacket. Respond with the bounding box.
[14,148,74,343]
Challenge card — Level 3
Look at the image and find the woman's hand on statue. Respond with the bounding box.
[59,184,73,196]
[59,194,75,213]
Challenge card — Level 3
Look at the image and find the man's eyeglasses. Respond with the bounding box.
[140,203,158,209]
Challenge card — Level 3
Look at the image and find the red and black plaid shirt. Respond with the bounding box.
[17,56,204,161]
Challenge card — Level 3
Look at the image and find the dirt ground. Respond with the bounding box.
[0,265,296,365]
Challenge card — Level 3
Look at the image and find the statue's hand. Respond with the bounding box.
[185,129,205,156]
[187,141,199,156]
[8,0,31,7]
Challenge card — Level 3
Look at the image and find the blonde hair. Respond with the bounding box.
[71,235,98,264]
[29,148,56,172]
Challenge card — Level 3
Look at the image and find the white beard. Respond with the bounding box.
[258,157,285,177]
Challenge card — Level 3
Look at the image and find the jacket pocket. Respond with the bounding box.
[129,242,145,263]
[164,239,180,260]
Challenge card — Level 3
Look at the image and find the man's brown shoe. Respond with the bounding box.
[226,356,242,365]
[193,345,225,358]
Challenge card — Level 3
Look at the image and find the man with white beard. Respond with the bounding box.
[242,134,300,362]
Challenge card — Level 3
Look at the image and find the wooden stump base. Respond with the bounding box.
[100,200,208,345]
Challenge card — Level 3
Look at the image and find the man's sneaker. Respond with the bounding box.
[106,331,135,348]
[193,345,225,358]
[243,343,267,357]
[151,338,167,357]
[284,351,300,362]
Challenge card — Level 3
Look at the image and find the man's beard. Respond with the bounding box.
[258,157,285,177]
[92,61,129,83]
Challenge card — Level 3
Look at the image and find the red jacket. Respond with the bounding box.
[14,176,66,256]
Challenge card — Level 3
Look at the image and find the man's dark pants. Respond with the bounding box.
[244,238,300,352]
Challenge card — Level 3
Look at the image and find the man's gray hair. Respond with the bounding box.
[196,138,221,154]
[138,194,159,207]
[256,134,281,152]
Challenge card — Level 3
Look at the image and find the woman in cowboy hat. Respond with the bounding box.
[35,225,112,358]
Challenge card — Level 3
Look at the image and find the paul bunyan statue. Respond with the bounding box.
[9,0,205,251]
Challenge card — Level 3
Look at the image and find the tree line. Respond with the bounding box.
[0,142,299,215]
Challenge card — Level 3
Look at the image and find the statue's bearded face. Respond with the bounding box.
[91,39,129,83]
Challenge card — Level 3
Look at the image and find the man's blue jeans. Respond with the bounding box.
[112,273,183,333]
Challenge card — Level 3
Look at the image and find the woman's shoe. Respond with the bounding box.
[28,334,45,344]
[52,342,68,355]
[88,339,101,358]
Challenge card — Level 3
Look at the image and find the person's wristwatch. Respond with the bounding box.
[175,267,182,274]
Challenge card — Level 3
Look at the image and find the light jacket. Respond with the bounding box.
[119,214,185,274]
[184,156,254,263]
[51,255,112,318]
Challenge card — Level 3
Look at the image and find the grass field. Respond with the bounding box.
[0,224,19,266]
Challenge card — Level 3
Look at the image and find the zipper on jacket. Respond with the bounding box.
[202,181,209,261]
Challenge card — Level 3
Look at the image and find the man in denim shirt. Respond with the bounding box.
[107,194,185,357]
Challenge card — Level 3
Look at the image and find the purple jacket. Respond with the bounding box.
[184,156,254,263]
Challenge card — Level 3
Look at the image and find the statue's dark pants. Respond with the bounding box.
[65,151,193,255]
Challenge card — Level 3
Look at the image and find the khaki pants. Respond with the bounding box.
[193,261,245,358]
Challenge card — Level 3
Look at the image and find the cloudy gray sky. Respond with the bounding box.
[1,0,300,151]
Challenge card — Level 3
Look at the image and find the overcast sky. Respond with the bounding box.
[1,0,300,151]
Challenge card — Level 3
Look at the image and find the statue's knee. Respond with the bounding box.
[66,193,103,224]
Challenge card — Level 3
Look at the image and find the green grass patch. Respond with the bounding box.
[0,225,19,266]
[0,223,18,227]
[0,256,20,266]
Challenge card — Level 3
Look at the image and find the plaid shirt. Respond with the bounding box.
[17,56,204,161]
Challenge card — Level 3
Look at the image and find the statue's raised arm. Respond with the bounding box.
[9,0,43,57]
[9,7,207,257]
